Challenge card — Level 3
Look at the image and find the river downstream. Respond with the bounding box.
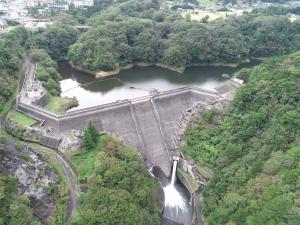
[58,61,259,111]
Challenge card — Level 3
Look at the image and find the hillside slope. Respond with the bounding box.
[183,52,300,225]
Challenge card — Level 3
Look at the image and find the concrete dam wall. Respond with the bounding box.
[18,87,221,177]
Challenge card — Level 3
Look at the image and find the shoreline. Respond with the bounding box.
[70,59,251,78]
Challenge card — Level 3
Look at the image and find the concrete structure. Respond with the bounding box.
[70,0,93,8]
[18,87,221,176]
[18,61,223,177]
[73,25,91,32]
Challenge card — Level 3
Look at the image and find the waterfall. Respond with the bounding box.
[171,160,178,185]
[163,159,192,223]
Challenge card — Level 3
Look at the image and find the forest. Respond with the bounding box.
[183,51,300,225]
[67,0,300,72]
[71,134,160,225]
[27,24,79,96]
[0,24,78,100]
[0,27,27,112]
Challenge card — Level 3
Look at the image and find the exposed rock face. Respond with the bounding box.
[58,130,82,154]
[5,118,61,149]
[0,138,60,223]
[171,80,240,191]
[5,117,43,142]
[172,80,238,151]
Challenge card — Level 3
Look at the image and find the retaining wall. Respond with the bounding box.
[41,134,61,149]
[177,169,203,225]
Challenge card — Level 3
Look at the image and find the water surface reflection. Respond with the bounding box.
[58,61,260,110]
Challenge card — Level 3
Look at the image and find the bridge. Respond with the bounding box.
[17,61,229,177]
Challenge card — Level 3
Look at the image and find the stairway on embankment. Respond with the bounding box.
[131,100,171,177]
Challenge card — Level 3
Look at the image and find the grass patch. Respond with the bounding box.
[20,153,33,162]
[196,167,211,179]
[71,135,107,180]
[71,148,98,179]
[8,111,37,127]
[45,95,78,114]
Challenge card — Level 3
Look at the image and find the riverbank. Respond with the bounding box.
[70,62,183,78]
[69,60,251,78]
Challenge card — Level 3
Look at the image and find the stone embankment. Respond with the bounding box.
[171,81,236,184]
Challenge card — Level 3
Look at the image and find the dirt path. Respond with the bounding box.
[42,147,79,223]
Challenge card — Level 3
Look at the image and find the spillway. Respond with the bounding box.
[163,160,192,224]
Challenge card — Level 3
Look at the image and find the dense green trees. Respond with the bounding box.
[0,172,41,225]
[183,51,300,225]
[26,24,79,96]
[29,49,61,95]
[71,135,160,225]
[0,27,27,112]
[252,5,300,16]
[82,121,99,150]
[28,24,79,61]
[68,0,300,72]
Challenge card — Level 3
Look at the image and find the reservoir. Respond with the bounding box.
[58,61,259,111]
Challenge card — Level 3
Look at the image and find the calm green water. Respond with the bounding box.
[59,61,259,110]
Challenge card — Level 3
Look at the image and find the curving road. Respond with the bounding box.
[0,55,79,224]
[42,147,79,223]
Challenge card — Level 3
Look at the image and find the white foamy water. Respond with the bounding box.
[163,184,187,211]
[163,160,192,223]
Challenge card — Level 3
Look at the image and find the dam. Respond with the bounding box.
[18,82,222,176]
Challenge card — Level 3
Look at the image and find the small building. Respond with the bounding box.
[26,80,45,98]
[71,0,94,9]
[48,2,69,12]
